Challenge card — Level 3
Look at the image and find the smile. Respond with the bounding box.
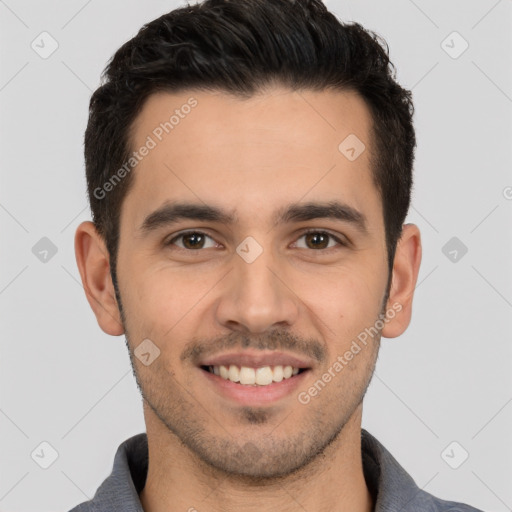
[202,364,306,386]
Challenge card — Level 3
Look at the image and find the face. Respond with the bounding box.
[103,87,395,477]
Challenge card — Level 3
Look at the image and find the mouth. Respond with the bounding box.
[196,350,314,405]
[200,364,309,386]
[198,362,312,406]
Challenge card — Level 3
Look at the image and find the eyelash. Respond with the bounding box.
[165,229,348,253]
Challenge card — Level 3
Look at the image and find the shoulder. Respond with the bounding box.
[66,433,148,512]
[361,429,484,512]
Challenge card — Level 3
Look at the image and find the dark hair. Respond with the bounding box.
[84,0,415,296]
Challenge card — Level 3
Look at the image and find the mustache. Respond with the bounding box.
[180,329,326,366]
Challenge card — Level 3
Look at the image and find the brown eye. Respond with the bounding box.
[305,232,329,249]
[294,230,346,251]
[166,231,217,250]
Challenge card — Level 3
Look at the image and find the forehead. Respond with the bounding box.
[123,86,380,229]
[130,86,373,156]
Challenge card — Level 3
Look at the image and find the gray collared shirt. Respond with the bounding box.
[68,429,483,511]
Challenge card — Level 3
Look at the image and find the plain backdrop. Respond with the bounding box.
[0,0,511,511]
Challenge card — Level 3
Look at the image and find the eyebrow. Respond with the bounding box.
[138,200,368,235]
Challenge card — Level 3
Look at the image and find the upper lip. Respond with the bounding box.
[198,350,314,369]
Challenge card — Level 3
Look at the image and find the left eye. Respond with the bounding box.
[165,230,345,251]
[293,230,345,250]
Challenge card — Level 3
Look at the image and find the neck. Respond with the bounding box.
[139,404,373,512]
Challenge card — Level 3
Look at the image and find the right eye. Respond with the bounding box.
[165,230,220,251]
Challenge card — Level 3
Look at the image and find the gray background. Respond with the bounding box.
[1,0,511,510]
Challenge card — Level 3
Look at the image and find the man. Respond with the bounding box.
[70,0,482,510]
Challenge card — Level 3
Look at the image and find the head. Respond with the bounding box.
[75,0,421,480]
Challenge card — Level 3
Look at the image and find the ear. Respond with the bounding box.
[381,223,422,338]
[74,221,124,336]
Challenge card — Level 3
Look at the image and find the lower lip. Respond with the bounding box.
[200,367,310,406]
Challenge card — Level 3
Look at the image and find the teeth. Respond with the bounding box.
[228,364,240,383]
[255,366,273,385]
[239,366,255,385]
[219,365,229,379]
[272,365,284,382]
[208,364,303,386]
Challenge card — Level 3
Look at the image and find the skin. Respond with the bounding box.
[75,86,421,512]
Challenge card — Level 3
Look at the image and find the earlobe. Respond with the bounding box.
[381,223,422,339]
[74,221,125,336]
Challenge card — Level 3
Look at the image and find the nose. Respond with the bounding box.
[214,243,300,334]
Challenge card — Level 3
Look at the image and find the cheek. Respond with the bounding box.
[311,265,382,311]
[121,264,217,342]
[298,267,384,354]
